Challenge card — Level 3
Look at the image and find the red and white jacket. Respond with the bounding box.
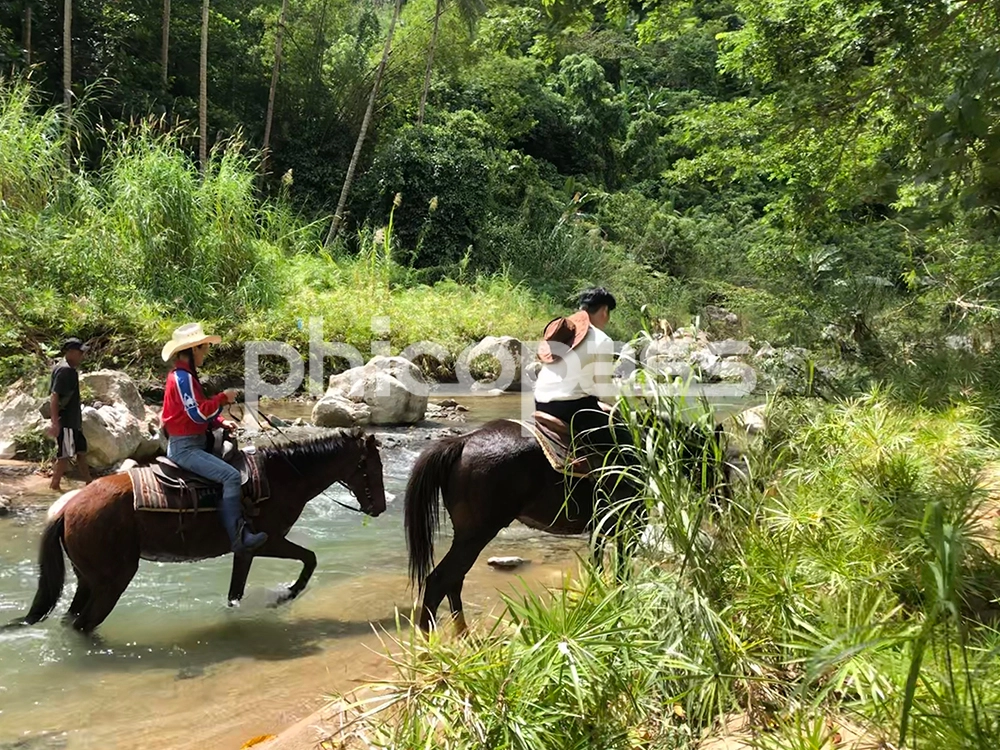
[161,360,226,437]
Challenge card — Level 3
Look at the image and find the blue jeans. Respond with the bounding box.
[167,434,242,513]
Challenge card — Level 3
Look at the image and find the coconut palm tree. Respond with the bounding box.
[62,0,71,110]
[417,0,485,125]
[161,0,171,93]
[325,0,404,245]
[262,0,290,175]
[23,2,32,66]
[199,0,209,171]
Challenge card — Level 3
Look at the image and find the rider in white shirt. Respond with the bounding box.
[534,287,618,450]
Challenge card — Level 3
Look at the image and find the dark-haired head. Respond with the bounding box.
[578,287,616,331]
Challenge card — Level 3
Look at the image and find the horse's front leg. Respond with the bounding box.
[227,554,254,607]
[252,537,317,606]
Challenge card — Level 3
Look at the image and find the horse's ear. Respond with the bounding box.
[365,433,377,448]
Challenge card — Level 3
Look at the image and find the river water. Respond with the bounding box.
[0,394,750,749]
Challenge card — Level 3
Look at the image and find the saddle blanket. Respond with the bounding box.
[129,452,269,513]
[510,419,592,478]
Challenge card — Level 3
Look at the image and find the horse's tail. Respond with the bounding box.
[22,516,67,625]
[405,435,467,591]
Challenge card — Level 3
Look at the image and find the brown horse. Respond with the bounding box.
[404,417,730,632]
[16,429,386,633]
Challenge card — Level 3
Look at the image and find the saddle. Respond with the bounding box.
[512,412,599,478]
[129,430,270,513]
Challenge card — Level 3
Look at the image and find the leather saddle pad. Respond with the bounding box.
[130,450,270,513]
[510,412,595,478]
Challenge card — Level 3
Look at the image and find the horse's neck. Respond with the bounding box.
[266,446,354,507]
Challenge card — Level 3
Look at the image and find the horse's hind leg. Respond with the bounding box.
[72,566,137,633]
[423,532,494,634]
[64,567,91,622]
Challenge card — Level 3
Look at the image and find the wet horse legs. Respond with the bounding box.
[226,536,317,607]
[419,531,495,634]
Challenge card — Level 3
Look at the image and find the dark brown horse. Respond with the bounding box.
[404,417,730,632]
[16,429,385,633]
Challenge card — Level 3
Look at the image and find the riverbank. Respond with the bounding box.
[306,393,1000,750]
[0,395,593,750]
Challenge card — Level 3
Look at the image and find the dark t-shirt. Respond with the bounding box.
[50,359,82,429]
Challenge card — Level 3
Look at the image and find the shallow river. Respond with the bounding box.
[0,394,750,749]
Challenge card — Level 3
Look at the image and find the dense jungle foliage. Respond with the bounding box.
[1,0,998,397]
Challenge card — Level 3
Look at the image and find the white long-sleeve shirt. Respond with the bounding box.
[534,325,615,402]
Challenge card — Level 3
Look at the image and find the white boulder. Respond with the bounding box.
[81,404,142,468]
[0,391,45,459]
[736,404,769,435]
[463,337,529,391]
[315,356,428,426]
[312,393,373,427]
[80,370,146,420]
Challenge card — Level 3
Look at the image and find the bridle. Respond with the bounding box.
[333,452,373,515]
[236,401,373,515]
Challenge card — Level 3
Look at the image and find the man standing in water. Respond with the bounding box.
[47,338,93,491]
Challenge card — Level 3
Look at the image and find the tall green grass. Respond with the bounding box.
[0,78,561,387]
[360,388,1000,748]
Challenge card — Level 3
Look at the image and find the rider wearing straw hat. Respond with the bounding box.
[160,323,267,554]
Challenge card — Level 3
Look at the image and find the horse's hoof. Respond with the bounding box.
[227,599,241,608]
[266,585,297,608]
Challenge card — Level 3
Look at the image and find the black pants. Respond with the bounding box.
[535,396,641,511]
[534,396,634,458]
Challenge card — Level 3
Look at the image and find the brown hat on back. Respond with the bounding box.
[537,310,591,364]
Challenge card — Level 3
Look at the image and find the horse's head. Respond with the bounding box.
[342,432,387,517]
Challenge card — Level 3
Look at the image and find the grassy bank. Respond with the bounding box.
[0,79,577,389]
[349,390,1000,748]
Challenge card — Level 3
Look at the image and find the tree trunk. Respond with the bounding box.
[417,0,443,126]
[325,0,404,245]
[262,0,289,175]
[161,0,170,92]
[24,4,32,66]
[62,0,71,110]
[199,0,209,172]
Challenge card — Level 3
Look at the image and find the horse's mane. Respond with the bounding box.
[260,427,364,466]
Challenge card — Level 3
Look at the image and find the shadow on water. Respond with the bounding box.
[0,735,69,750]
[46,611,404,677]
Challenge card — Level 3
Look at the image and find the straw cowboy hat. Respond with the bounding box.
[161,323,222,362]
[537,310,591,364]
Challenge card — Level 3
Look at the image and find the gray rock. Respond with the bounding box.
[755,343,778,359]
[463,336,529,391]
[312,393,372,428]
[81,370,146,420]
[689,348,721,379]
[0,495,10,516]
[132,408,166,461]
[716,360,757,387]
[0,391,45,459]
[646,337,692,361]
[708,339,752,358]
[614,342,640,379]
[321,356,428,425]
[487,556,526,570]
[81,404,143,468]
[736,404,768,435]
[644,356,694,381]
[704,305,739,325]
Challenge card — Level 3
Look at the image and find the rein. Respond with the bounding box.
[233,401,369,515]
